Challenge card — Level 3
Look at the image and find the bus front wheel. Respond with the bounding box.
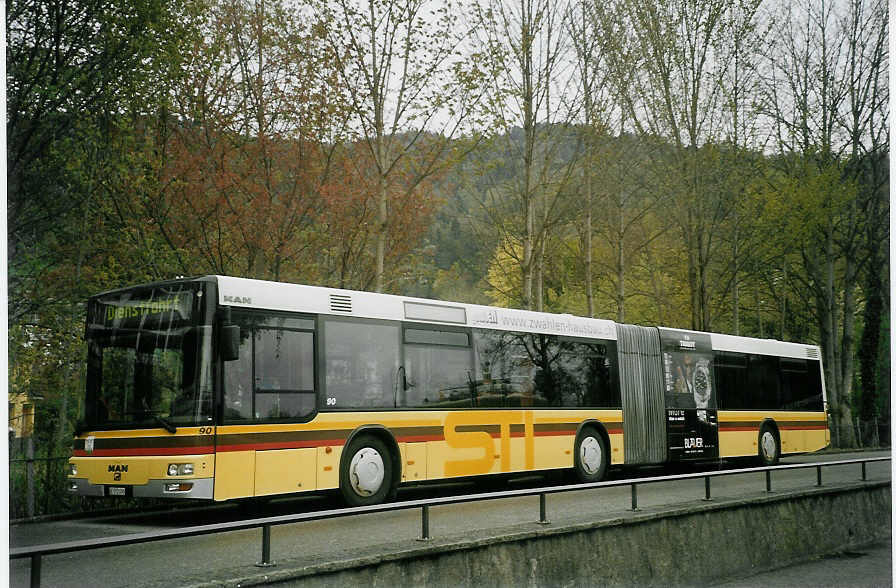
[574,427,608,483]
[339,434,394,507]
[758,424,780,466]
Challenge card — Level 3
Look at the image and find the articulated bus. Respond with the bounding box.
[68,276,829,506]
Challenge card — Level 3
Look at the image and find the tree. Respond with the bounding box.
[315,0,478,292]
[764,0,888,447]
[567,0,603,317]
[315,142,441,291]
[597,0,759,331]
[840,0,888,442]
[149,0,340,281]
[7,0,201,515]
[471,0,583,311]
[6,0,198,320]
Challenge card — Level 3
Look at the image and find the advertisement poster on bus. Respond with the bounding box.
[659,329,719,461]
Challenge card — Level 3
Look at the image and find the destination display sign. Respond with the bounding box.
[90,288,194,330]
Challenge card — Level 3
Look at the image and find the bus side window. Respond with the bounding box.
[324,318,399,409]
[403,328,472,408]
[472,330,540,408]
[715,351,748,409]
[224,312,316,422]
[749,355,780,409]
[780,357,823,411]
[560,340,620,409]
[253,329,315,420]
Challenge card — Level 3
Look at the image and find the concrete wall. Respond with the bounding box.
[229,482,890,587]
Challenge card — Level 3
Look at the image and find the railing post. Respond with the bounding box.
[765,470,772,493]
[538,493,550,525]
[255,524,275,567]
[631,483,639,511]
[703,476,711,501]
[816,465,822,487]
[862,461,867,481]
[418,505,431,541]
[30,554,41,588]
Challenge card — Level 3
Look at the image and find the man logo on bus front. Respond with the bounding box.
[223,295,252,304]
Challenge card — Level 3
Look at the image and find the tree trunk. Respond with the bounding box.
[375,173,387,292]
[858,263,883,425]
[584,203,594,317]
[535,227,545,312]
[687,249,699,330]
[523,195,535,309]
[837,255,859,447]
[616,217,625,323]
[583,158,594,318]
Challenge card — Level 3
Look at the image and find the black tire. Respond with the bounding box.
[757,424,780,466]
[574,427,609,483]
[339,434,394,507]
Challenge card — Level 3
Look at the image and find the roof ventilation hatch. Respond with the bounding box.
[330,294,352,313]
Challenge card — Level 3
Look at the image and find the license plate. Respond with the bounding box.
[108,486,127,497]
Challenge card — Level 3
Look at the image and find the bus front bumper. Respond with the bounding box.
[67,477,214,499]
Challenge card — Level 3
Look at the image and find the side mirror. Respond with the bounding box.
[221,324,240,361]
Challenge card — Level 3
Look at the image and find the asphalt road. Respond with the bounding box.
[9,450,891,587]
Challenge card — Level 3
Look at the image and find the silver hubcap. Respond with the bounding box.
[761,431,777,460]
[349,447,385,497]
[580,436,603,475]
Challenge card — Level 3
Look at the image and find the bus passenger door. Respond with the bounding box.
[215,310,255,500]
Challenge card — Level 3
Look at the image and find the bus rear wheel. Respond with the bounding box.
[758,424,780,466]
[339,434,394,507]
[574,427,608,483]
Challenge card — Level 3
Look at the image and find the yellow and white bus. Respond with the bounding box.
[68,276,829,506]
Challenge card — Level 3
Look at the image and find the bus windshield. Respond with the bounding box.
[83,283,214,430]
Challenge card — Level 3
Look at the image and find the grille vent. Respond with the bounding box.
[330,294,352,313]
[806,347,820,359]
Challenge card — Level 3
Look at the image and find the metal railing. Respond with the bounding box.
[11,456,890,587]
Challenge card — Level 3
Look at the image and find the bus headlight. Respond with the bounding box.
[167,463,194,476]
[69,463,78,476]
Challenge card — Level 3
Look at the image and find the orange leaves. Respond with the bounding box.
[157,122,323,281]
[315,145,438,290]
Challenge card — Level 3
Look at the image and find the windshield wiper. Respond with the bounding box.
[122,410,178,433]
[153,414,177,434]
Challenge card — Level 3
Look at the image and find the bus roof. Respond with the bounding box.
[214,275,618,340]
[212,275,822,360]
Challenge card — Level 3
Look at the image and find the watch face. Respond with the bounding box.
[694,367,708,395]
[693,362,711,407]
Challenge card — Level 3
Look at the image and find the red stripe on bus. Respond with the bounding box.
[215,440,345,452]
[720,425,827,432]
[779,425,828,430]
[396,435,444,443]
